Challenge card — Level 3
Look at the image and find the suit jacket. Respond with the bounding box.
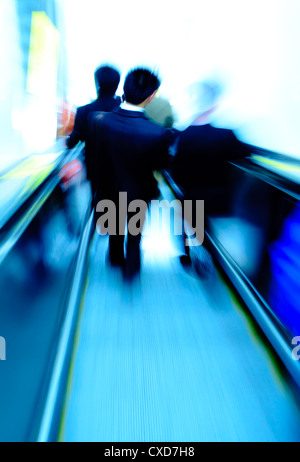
[67,95,121,189]
[90,107,176,204]
[67,94,121,149]
[172,124,250,212]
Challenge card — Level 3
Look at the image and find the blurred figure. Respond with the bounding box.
[59,158,85,237]
[268,202,300,338]
[172,80,250,264]
[145,95,175,128]
[67,65,121,149]
[67,65,121,198]
[90,68,176,281]
[57,100,76,139]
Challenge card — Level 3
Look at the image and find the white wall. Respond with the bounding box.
[0,0,23,168]
[0,0,62,169]
[62,0,300,158]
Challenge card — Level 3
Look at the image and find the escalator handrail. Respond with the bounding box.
[231,141,300,199]
[36,210,95,442]
[243,142,300,166]
[0,143,84,266]
[0,142,84,229]
[162,168,300,388]
[0,155,32,178]
[229,157,300,201]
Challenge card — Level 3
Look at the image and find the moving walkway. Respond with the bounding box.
[1,143,300,442]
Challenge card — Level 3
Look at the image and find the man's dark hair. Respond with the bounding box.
[94,65,120,96]
[123,68,161,105]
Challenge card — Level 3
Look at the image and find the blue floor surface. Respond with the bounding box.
[60,192,300,442]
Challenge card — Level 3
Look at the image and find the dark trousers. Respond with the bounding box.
[108,204,147,278]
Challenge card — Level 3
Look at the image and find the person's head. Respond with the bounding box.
[94,65,120,97]
[145,96,175,127]
[187,79,223,125]
[123,68,161,107]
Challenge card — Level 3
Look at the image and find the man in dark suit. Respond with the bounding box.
[67,65,121,198]
[172,80,250,264]
[91,68,175,280]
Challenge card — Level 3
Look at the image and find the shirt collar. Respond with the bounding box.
[120,102,145,112]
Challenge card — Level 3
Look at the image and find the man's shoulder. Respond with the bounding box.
[207,123,235,137]
[76,99,100,116]
[103,108,172,131]
[102,111,174,144]
[135,116,172,140]
[82,100,99,113]
[183,124,235,139]
[74,103,90,123]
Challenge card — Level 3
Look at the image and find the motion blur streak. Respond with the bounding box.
[269,203,300,338]
[1,0,300,444]
[59,181,300,443]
